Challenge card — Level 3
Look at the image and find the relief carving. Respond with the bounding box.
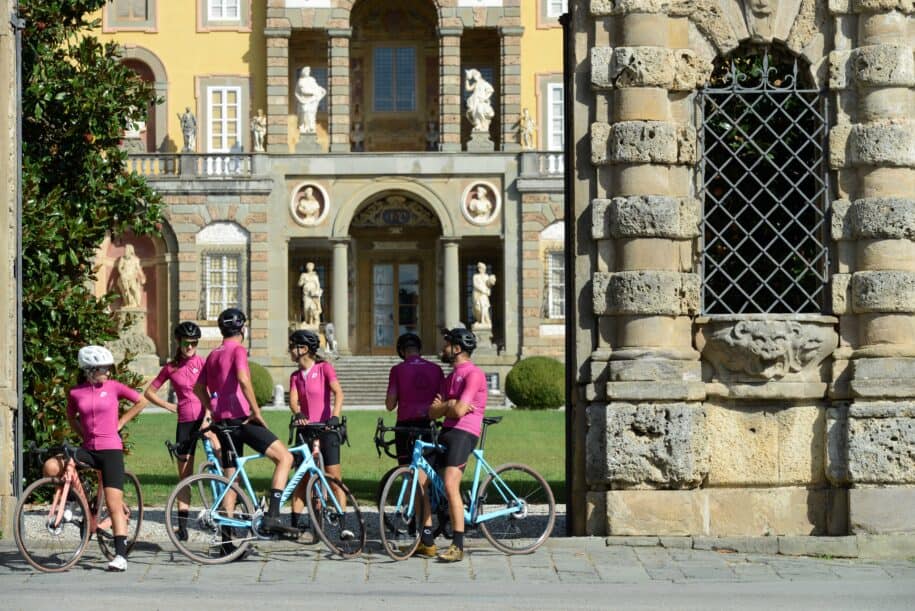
[699,317,837,381]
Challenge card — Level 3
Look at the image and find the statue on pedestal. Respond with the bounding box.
[117,244,145,309]
[351,121,365,152]
[178,107,197,152]
[519,107,536,150]
[465,69,495,133]
[251,108,267,152]
[298,262,323,327]
[472,262,496,328]
[295,66,326,135]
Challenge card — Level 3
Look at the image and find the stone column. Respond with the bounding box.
[331,239,350,355]
[327,28,352,153]
[585,6,708,535]
[442,238,460,328]
[438,27,463,153]
[499,26,524,152]
[265,15,291,153]
[828,3,915,534]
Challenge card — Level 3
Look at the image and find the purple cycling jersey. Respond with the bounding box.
[386,355,444,422]
[199,340,251,421]
[149,354,205,423]
[441,360,487,437]
[289,360,338,423]
[67,380,141,451]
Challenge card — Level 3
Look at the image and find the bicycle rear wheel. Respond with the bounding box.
[378,466,422,560]
[165,473,254,564]
[306,474,365,558]
[14,477,91,572]
[96,471,144,559]
[478,463,555,554]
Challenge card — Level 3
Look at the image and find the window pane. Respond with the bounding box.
[394,48,416,112]
[374,48,394,111]
[548,85,564,151]
[547,252,565,318]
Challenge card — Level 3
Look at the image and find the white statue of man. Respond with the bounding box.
[298,262,323,326]
[472,262,496,327]
[117,244,146,309]
[467,185,493,221]
[296,186,322,223]
[251,108,267,152]
[178,107,197,152]
[295,66,326,134]
[519,107,536,150]
[465,68,495,132]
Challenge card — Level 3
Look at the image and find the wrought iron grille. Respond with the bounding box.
[699,47,829,314]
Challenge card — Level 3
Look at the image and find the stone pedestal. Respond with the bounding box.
[471,323,495,351]
[467,131,494,152]
[110,308,160,378]
[295,132,322,153]
[180,154,197,176]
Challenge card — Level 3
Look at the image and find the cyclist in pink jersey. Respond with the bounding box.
[42,345,148,572]
[386,332,444,557]
[193,308,294,535]
[287,329,349,531]
[428,327,488,563]
[144,321,218,541]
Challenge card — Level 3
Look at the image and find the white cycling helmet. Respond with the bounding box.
[77,345,115,370]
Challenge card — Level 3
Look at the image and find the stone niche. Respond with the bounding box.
[695,315,839,399]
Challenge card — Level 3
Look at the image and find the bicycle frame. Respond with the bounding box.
[46,458,101,534]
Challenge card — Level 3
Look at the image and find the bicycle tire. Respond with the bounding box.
[375,465,401,509]
[378,466,423,560]
[305,474,365,558]
[14,477,91,572]
[165,473,254,565]
[96,471,144,559]
[477,463,555,555]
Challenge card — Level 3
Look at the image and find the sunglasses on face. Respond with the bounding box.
[89,366,111,374]
[180,340,199,348]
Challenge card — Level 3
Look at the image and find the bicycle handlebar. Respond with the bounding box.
[287,415,349,447]
[372,417,440,460]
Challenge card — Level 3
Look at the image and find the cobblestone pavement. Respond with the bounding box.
[2,528,914,610]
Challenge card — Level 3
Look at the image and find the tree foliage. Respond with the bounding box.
[19,0,163,459]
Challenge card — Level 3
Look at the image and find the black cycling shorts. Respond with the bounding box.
[215,418,279,469]
[292,426,343,468]
[74,448,125,491]
[434,427,478,471]
[175,418,205,459]
[395,418,433,466]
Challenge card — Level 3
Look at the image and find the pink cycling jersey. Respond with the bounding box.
[441,360,488,437]
[67,380,141,451]
[290,361,337,423]
[149,355,205,423]
[199,340,251,421]
[387,355,444,422]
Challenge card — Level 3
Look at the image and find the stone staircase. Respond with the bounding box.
[331,355,410,406]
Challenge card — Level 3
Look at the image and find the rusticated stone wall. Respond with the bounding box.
[570,0,915,537]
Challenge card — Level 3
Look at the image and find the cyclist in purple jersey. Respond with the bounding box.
[144,322,218,541]
[386,332,444,557]
[193,308,294,535]
[429,327,488,563]
[42,345,148,572]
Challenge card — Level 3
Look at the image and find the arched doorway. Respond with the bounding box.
[349,192,442,354]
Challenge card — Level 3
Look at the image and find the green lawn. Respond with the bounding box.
[124,410,566,506]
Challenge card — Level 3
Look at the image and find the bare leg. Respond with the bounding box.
[324,464,347,511]
[443,466,464,535]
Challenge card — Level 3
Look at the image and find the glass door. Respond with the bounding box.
[372,263,420,352]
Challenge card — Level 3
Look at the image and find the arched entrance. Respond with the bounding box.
[349,192,442,354]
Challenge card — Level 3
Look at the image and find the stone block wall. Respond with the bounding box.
[570,0,915,537]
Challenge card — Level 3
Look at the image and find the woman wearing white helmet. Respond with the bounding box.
[42,345,148,572]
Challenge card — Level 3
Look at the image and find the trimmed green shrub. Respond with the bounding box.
[505,357,564,410]
[249,362,275,406]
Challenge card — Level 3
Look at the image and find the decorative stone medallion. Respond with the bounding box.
[290,182,330,227]
[460,181,501,226]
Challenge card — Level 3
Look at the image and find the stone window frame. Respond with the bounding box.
[200,249,247,321]
[536,73,564,151]
[196,0,252,33]
[196,76,252,153]
[536,0,567,29]
[103,0,157,33]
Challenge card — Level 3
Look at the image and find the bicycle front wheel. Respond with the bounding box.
[478,463,555,554]
[165,473,254,564]
[306,474,365,558]
[378,466,423,560]
[96,471,144,559]
[14,477,91,572]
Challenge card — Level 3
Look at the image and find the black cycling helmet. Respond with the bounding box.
[442,327,476,354]
[396,333,422,359]
[289,329,320,354]
[217,307,247,337]
[174,321,202,340]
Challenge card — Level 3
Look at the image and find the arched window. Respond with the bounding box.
[700,46,829,314]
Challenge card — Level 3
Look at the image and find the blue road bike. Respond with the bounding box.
[376,416,556,560]
[164,421,365,564]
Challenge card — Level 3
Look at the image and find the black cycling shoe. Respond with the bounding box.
[260,515,299,535]
[175,527,189,542]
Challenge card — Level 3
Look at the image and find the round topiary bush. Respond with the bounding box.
[504,356,564,410]
[248,361,275,406]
